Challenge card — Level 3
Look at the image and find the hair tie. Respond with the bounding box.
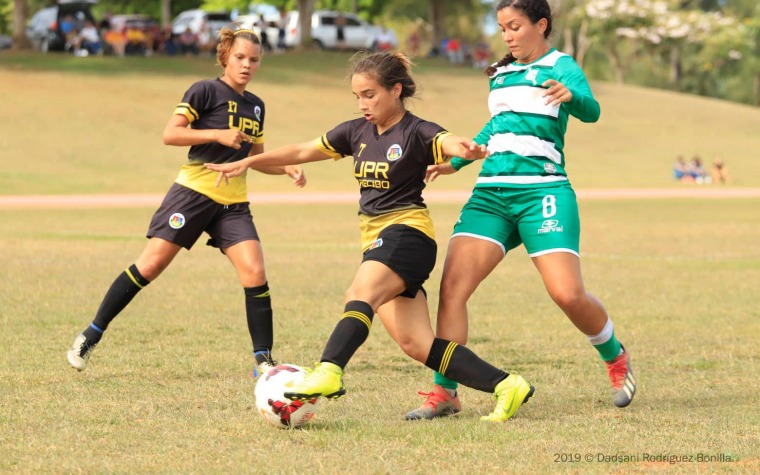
[234,28,254,35]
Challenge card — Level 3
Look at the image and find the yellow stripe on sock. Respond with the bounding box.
[125,267,145,289]
[343,311,372,331]
[253,291,270,297]
[438,341,458,374]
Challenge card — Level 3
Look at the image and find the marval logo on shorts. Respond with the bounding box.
[386,144,403,161]
[537,219,563,234]
[368,238,383,250]
[169,213,186,229]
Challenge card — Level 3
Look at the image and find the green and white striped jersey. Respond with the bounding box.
[454,48,599,189]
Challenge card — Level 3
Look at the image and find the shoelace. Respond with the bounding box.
[417,389,451,408]
[606,354,628,389]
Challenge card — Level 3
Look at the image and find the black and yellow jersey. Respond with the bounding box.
[315,112,452,251]
[172,78,265,205]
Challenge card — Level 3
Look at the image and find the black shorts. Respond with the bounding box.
[146,183,259,250]
[362,224,437,299]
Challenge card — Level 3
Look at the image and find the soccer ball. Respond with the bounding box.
[254,364,319,429]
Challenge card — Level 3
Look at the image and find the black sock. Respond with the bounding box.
[320,300,374,369]
[88,264,150,343]
[244,283,273,354]
[425,338,508,392]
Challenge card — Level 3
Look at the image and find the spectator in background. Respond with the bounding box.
[161,24,177,56]
[276,8,287,51]
[373,26,395,52]
[688,155,711,184]
[257,14,272,52]
[673,155,689,181]
[61,15,78,51]
[406,21,422,56]
[335,13,347,51]
[179,26,199,56]
[711,156,731,185]
[446,37,464,65]
[73,20,101,56]
[198,20,215,56]
[473,36,492,68]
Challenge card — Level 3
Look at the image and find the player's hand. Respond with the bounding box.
[205,160,250,187]
[217,129,252,149]
[542,79,572,106]
[286,165,307,188]
[425,163,457,183]
[457,139,489,161]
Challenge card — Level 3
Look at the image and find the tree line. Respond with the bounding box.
[3,0,759,106]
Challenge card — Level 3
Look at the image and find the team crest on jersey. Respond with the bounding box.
[169,213,186,229]
[544,163,557,174]
[525,68,539,85]
[368,238,383,250]
[386,144,403,161]
[254,106,261,121]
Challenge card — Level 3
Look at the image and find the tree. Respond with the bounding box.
[11,0,29,50]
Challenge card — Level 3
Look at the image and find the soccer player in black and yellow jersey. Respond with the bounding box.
[67,25,305,377]
[206,51,535,422]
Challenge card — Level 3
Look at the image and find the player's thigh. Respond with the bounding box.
[225,239,267,287]
[377,291,434,362]
[515,185,581,257]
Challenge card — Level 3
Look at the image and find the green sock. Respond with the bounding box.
[593,331,623,361]
[434,371,458,391]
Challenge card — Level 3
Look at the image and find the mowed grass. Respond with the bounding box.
[1,50,760,194]
[1,199,759,473]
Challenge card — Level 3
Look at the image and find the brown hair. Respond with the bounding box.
[216,24,261,68]
[349,51,417,106]
[485,0,553,77]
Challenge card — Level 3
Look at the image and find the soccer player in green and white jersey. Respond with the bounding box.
[406,0,637,421]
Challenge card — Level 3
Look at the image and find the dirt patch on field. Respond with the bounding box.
[1,188,758,209]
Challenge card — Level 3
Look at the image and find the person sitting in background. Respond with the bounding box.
[473,37,491,68]
[688,155,711,184]
[73,20,101,56]
[711,156,731,185]
[373,26,395,52]
[179,27,199,56]
[60,15,78,51]
[673,155,689,181]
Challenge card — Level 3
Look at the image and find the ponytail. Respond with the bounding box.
[485,53,515,77]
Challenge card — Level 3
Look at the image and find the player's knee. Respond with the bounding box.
[549,287,586,312]
[396,337,427,363]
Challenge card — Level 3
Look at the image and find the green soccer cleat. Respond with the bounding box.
[284,361,346,401]
[481,374,535,422]
[606,346,637,408]
[405,384,461,420]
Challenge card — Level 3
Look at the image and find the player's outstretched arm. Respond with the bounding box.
[441,135,489,161]
[242,144,307,188]
[425,162,457,183]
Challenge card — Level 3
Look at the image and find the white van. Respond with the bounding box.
[282,10,395,50]
[171,9,231,38]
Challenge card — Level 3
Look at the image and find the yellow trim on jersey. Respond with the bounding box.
[175,161,248,205]
[343,311,372,331]
[439,341,458,374]
[432,131,452,165]
[174,103,200,123]
[314,136,344,161]
[358,208,435,252]
[250,132,265,145]
[125,267,145,289]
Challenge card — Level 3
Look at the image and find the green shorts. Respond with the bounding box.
[452,184,580,257]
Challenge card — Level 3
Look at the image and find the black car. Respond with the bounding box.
[26,0,98,52]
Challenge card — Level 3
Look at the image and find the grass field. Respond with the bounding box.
[1,51,759,473]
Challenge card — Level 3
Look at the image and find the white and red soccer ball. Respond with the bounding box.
[254,364,319,429]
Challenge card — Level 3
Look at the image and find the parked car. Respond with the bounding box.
[26,0,98,52]
[282,10,396,50]
[233,12,282,50]
[171,9,231,39]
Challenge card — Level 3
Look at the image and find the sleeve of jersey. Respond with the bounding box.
[450,121,493,171]
[556,56,600,123]
[173,81,207,123]
[313,121,353,161]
